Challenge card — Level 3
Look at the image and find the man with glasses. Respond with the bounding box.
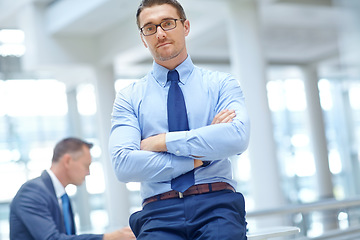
[109,0,250,239]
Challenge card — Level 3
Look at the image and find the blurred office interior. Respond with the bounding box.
[0,0,360,239]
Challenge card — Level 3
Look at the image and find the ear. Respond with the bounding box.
[62,153,72,169]
[184,19,190,37]
[140,33,148,48]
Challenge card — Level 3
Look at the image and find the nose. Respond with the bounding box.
[156,25,166,39]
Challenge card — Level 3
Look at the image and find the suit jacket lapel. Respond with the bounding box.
[40,170,68,234]
[41,171,58,202]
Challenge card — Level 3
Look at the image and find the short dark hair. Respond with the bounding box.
[136,0,187,29]
[52,137,93,163]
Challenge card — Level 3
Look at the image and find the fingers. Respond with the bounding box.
[120,226,136,239]
[194,159,204,168]
[211,109,236,124]
[104,227,135,240]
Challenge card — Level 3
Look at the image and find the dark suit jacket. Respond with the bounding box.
[10,171,103,240]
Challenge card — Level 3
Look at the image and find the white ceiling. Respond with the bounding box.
[0,0,358,82]
[43,0,343,70]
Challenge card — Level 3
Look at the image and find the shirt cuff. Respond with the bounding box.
[166,131,190,156]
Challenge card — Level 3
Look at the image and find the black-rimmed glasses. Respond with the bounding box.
[140,19,184,36]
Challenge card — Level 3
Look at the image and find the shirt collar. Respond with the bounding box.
[46,169,66,199]
[151,55,195,87]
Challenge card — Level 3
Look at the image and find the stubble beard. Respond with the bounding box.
[155,43,185,62]
[157,51,180,62]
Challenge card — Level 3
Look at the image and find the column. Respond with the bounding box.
[92,65,131,230]
[301,64,337,230]
[302,65,334,199]
[225,0,286,227]
[66,88,93,231]
[333,0,360,196]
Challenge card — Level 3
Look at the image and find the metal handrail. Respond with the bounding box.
[247,197,360,218]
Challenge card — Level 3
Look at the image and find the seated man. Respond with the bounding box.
[10,137,135,240]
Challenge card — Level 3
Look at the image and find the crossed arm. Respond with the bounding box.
[140,109,236,167]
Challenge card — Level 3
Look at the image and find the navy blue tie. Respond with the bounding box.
[167,70,195,192]
[61,193,72,235]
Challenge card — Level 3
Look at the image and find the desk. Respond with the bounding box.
[247,226,300,240]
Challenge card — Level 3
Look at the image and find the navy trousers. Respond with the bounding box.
[130,189,247,240]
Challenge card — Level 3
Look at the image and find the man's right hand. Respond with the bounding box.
[103,226,135,240]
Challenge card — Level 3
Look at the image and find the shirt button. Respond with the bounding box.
[176,150,180,155]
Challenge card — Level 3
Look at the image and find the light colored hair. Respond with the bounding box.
[52,137,93,163]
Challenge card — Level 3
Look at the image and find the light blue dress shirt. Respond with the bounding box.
[109,56,250,200]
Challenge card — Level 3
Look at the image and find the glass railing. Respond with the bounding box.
[247,197,360,239]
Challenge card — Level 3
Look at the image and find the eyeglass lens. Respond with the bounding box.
[142,19,178,36]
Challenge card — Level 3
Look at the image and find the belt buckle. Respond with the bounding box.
[179,192,184,198]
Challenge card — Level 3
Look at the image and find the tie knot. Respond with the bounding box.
[61,193,69,202]
[168,70,179,82]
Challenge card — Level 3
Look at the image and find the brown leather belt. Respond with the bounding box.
[142,182,235,207]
